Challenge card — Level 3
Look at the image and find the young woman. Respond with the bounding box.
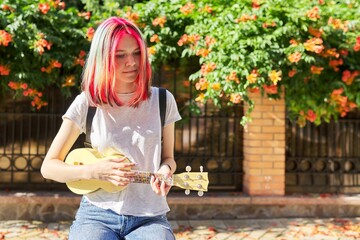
[41,17,181,240]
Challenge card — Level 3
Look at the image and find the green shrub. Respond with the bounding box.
[1,0,360,126]
[124,0,360,126]
[0,0,92,108]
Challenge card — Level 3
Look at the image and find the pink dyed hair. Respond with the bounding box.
[81,17,152,107]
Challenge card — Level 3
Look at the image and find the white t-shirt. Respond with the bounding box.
[63,87,182,216]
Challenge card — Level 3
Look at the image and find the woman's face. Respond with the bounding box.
[114,34,141,92]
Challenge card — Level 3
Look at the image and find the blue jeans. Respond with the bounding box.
[69,197,175,240]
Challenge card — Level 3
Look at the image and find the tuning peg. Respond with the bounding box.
[185,189,190,195]
[185,166,191,172]
[198,191,204,197]
[200,166,203,172]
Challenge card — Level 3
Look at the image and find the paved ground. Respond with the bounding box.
[0,217,359,239]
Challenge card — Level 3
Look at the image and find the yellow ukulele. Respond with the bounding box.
[65,148,209,196]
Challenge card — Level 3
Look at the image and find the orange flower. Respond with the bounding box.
[24,88,47,109]
[246,69,258,84]
[329,59,343,72]
[150,34,160,43]
[211,83,221,91]
[2,4,15,11]
[147,46,156,55]
[306,6,320,20]
[74,50,86,66]
[235,14,257,23]
[227,71,240,83]
[342,70,359,85]
[203,5,212,13]
[320,48,339,58]
[51,60,62,68]
[196,48,210,57]
[288,52,302,63]
[8,81,27,90]
[205,36,216,47]
[31,96,48,110]
[177,34,187,46]
[308,27,323,38]
[303,38,324,54]
[200,62,216,76]
[230,93,242,104]
[62,75,76,87]
[152,16,166,28]
[126,11,139,23]
[289,39,298,46]
[177,34,200,46]
[57,1,66,10]
[0,30,12,46]
[328,17,349,32]
[252,0,261,9]
[288,69,297,78]
[353,36,360,52]
[249,87,260,93]
[330,88,357,117]
[78,50,86,58]
[34,38,52,55]
[195,93,205,102]
[0,65,10,75]
[39,3,50,14]
[310,66,323,74]
[23,88,41,97]
[305,110,317,122]
[78,12,91,20]
[262,21,276,28]
[41,59,62,73]
[268,70,282,85]
[340,49,349,56]
[86,27,94,41]
[180,2,195,15]
[8,81,19,90]
[195,78,208,91]
[263,84,278,94]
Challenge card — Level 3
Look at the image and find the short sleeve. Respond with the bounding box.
[62,92,89,133]
[164,90,182,126]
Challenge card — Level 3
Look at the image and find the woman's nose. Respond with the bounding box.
[125,54,136,66]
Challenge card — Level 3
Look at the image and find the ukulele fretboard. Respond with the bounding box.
[131,171,171,185]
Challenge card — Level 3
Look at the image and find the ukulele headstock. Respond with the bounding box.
[172,166,209,197]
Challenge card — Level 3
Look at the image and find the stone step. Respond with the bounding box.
[0,191,359,221]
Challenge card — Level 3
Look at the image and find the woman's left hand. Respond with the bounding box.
[150,164,172,196]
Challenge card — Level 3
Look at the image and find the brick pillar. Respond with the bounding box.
[243,91,286,196]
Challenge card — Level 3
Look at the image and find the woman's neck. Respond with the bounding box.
[115,83,136,94]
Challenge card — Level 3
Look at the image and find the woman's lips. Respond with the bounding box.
[123,70,137,74]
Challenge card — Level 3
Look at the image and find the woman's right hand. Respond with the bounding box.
[89,157,136,186]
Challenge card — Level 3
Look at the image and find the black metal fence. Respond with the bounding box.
[286,111,360,194]
[0,65,244,192]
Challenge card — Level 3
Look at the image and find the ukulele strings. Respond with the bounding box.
[130,171,170,184]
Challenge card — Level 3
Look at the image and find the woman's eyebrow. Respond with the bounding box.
[116,48,140,53]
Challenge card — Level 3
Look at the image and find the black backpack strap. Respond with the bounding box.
[159,87,167,129]
[84,106,96,148]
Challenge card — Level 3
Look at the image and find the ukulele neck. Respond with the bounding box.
[131,171,172,185]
